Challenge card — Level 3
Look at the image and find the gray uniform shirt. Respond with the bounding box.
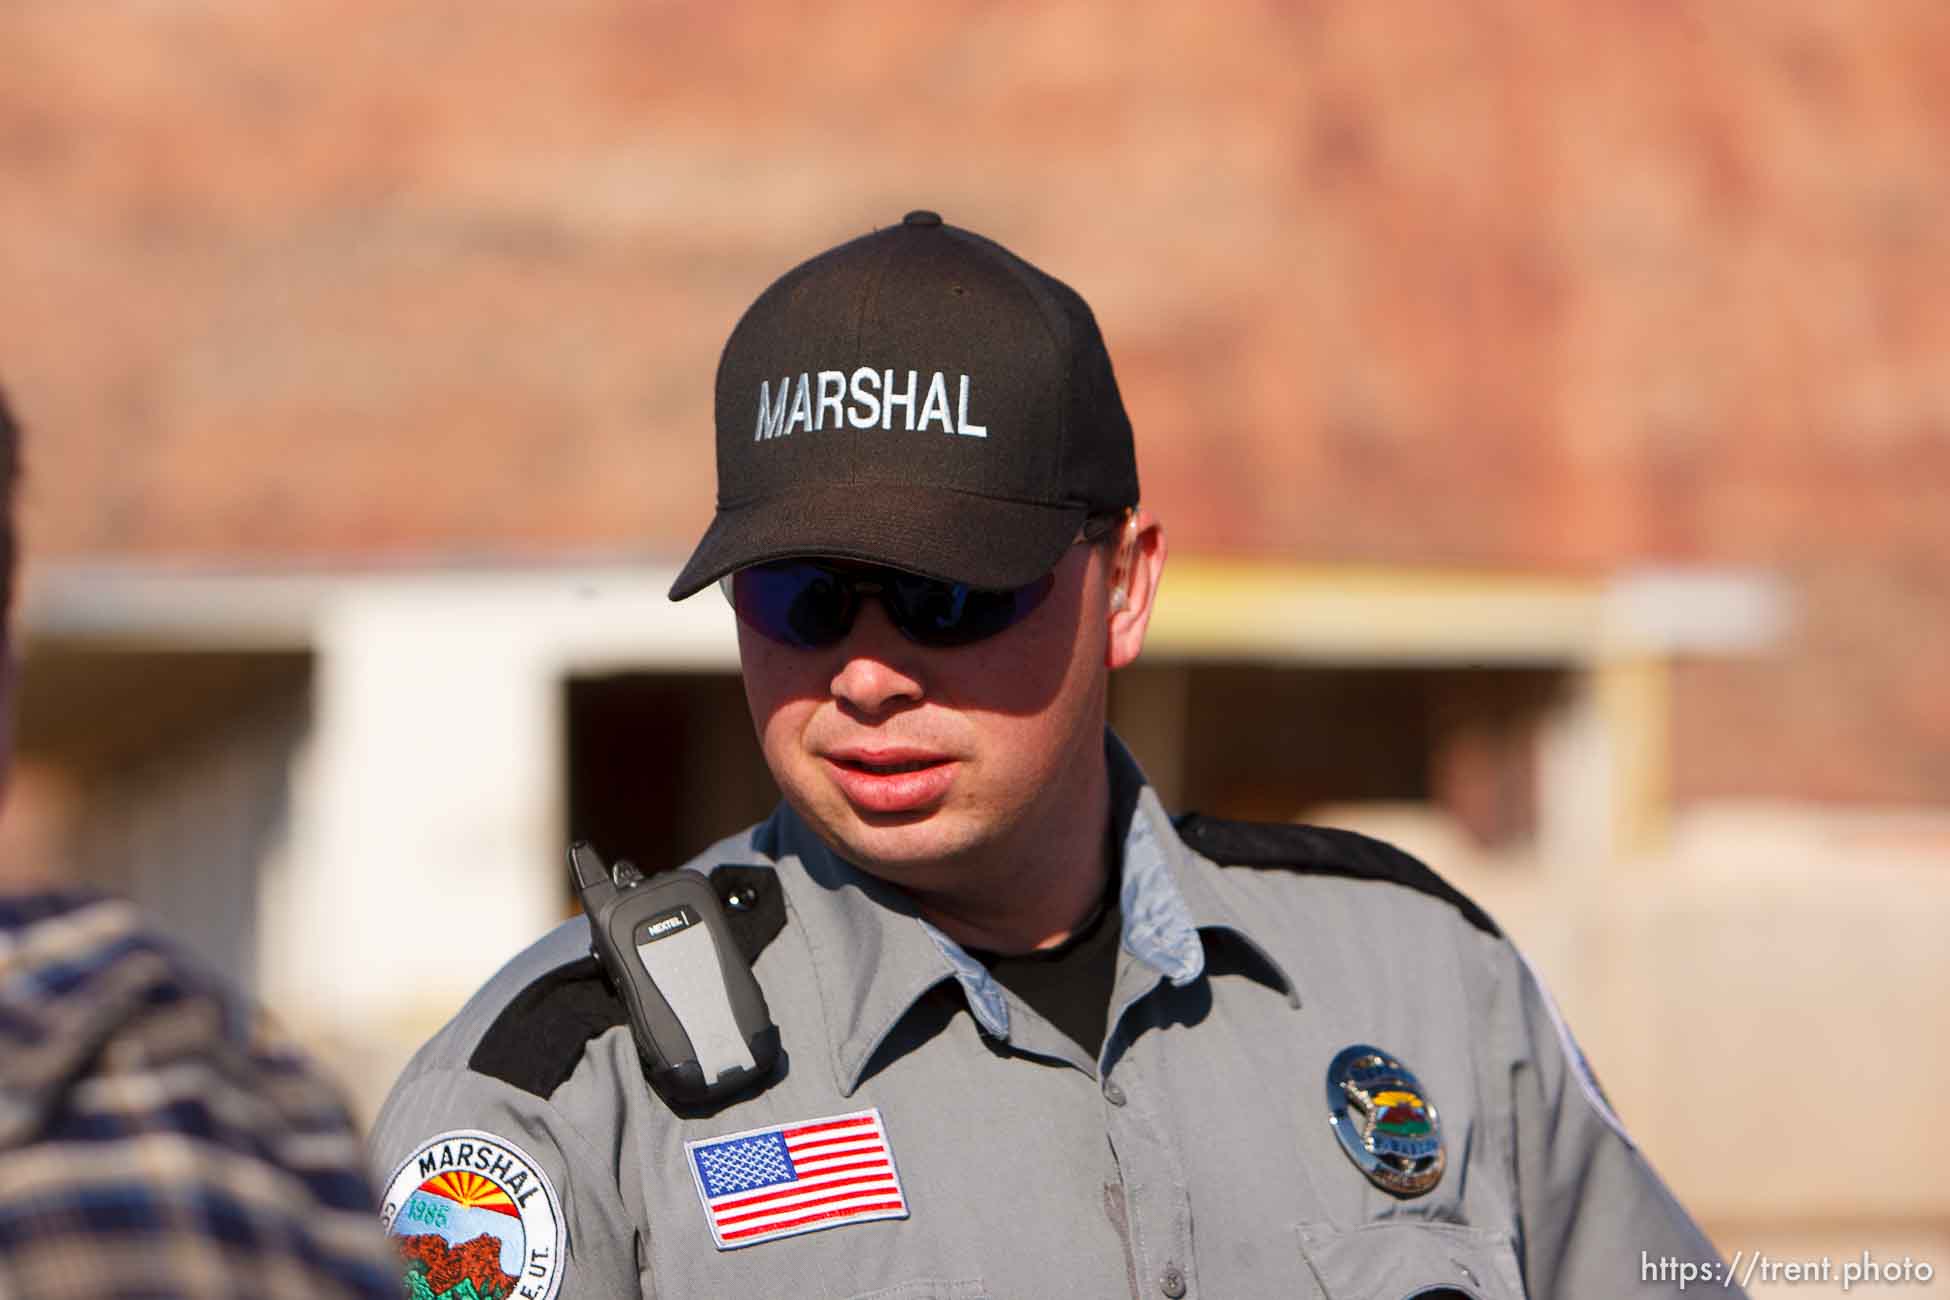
[370,737,1734,1299]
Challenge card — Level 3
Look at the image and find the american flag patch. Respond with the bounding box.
[685,1108,909,1250]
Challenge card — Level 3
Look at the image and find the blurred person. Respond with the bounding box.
[372,212,1737,1297]
[0,389,399,1298]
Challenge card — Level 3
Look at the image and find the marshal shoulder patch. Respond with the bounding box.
[1513,945,1637,1148]
[381,1129,566,1300]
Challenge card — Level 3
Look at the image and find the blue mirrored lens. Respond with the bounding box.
[732,562,856,649]
[887,571,1056,646]
[731,563,1057,649]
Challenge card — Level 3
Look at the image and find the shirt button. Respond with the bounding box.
[1160,1263,1187,1298]
[1103,1080,1127,1107]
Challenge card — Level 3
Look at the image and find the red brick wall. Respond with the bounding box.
[3,1,1946,801]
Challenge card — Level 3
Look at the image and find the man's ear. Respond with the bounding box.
[1105,509,1165,670]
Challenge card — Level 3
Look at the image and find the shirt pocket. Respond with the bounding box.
[1296,1220,1525,1299]
[844,1280,990,1300]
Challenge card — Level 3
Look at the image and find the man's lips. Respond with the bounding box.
[821,748,958,815]
[825,745,954,772]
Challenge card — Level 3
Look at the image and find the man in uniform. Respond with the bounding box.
[371,212,1738,1298]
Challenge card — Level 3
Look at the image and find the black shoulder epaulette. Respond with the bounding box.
[1172,813,1500,938]
[470,865,788,1098]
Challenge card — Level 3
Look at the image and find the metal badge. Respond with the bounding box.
[1325,1044,1446,1197]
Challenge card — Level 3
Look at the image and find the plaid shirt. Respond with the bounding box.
[0,891,398,1298]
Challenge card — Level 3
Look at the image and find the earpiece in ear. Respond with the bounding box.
[1107,509,1139,613]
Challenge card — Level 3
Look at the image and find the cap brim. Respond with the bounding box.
[668,484,1088,599]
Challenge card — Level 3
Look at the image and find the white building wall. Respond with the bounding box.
[248,565,741,1100]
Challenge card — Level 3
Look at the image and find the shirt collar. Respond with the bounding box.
[1106,733,1299,1008]
[756,809,971,1098]
[760,730,1297,1097]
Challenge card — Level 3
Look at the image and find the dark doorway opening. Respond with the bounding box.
[1115,663,1566,849]
[564,672,777,884]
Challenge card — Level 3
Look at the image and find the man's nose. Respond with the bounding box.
[828,599,925,716]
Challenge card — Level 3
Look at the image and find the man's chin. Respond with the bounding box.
[826,814,985,882]
[781,781,988,880]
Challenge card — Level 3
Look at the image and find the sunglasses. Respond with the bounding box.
[723,511,1132,651]
[723,561,1057,650]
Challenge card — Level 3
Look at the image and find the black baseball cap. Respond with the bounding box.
[668,210,1140,600]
